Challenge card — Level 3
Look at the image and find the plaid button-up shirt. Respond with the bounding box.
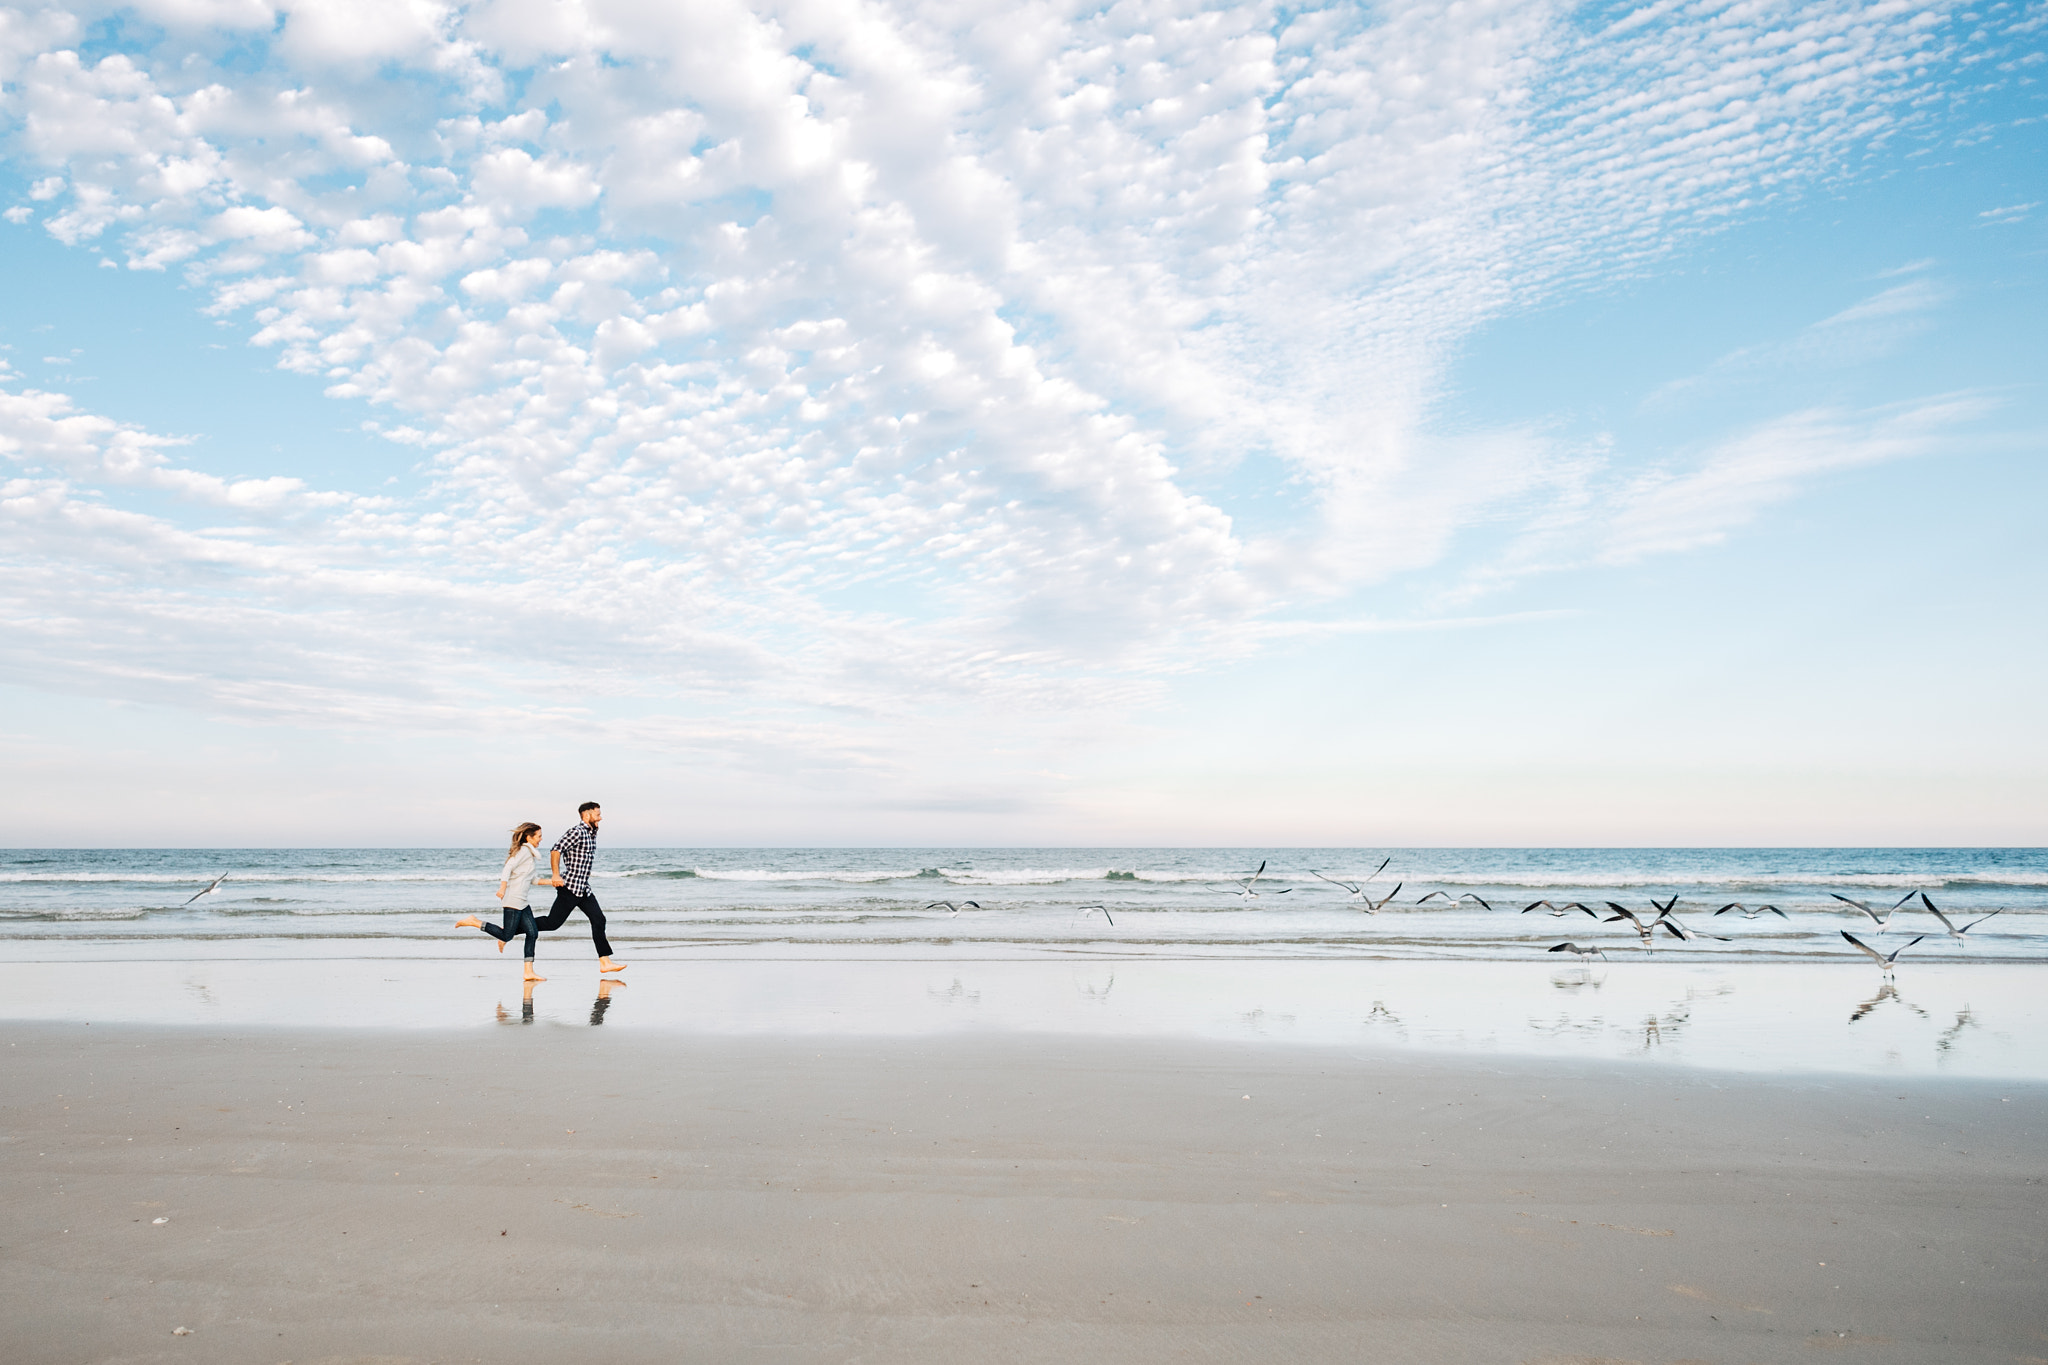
[553,821,598,896]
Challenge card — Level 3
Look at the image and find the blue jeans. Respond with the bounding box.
[482,905,539,959]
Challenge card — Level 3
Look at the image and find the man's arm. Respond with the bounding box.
[550,847,564,885]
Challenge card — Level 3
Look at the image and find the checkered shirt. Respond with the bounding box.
[553,820,598,895]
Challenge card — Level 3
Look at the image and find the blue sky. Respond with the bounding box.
[0,0,2042,846]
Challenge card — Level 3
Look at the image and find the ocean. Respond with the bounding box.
[2,845,2040,963]
[2,847,2042,1075]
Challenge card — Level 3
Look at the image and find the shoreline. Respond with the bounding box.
[4,1022,2044,1364]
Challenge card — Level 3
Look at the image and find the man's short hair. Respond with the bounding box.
[578,801,601,815]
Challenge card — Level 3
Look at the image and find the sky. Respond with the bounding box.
[0,0,2042,848]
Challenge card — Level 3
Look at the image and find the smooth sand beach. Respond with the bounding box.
[4,1022,2044,1364]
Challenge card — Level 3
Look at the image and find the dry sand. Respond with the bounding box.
[3,1021,2043,1364]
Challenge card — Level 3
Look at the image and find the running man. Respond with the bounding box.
[535,801,625,973]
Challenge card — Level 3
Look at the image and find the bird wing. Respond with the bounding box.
[1312,870,1360,893]
[181,874,227,906]
[1919,895,1959,934]
[1829,892,1876,918]
[1840,931,1886,963]
[1959,909,2003,934]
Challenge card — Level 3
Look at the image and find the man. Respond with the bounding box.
[536,801,625,973]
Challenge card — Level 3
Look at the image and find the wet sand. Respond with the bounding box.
[3,1022,2043,1364]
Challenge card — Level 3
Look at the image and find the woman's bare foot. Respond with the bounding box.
[522,966,545,982]
[599,957,626,973]
[497,939,507,953]
[454,916,483,930]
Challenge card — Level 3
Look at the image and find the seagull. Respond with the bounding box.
[1842,929,1926,972]
[1076,903,1116,927]
[182,873,229,907]
[1219,860,1269,899]
[1522,900,1600,919]
[1416,892,1495,910]
[1310,858,1391,900]
[1359,881,1403,914]
[924,900,981,914]
[1919,894,2002,940]
[1602,902,1659,945]
[1713,902,1789,920]
[1829,891,1917,928]
[1547,942,1606,961]
[1659,915,1731,943]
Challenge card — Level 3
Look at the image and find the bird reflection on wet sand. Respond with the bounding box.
[590,977,623,1026]
[1548,967,1605,993]
[1848,979,1929,1025]
[1935,1005,1977,1053]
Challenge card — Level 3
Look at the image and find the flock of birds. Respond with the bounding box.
[181,862,2004,973]
[930,857,2009,972]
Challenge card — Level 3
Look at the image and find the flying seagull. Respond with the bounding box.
[1416,892,1496,910]
[1076,903,1116,927]
[182,873,229,907]
[1219,860,1269,899]
[1359,881,1403,914]
[1829,891,1917,928]
[1842,930,1926,972]
[1713,902,1789,920]
[1523,900,1600,919]
[924,900,981,914]
[1310,858,1391,900]
[1547,942,1606,960]
[1919,894,2001,940]
[1603,902,1659,946]
[1659,915,1731,943]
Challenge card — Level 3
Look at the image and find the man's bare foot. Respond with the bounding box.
[497,939,507,953]
[522,967,545,982]
[454,916,483,930]
[599,957,626,973]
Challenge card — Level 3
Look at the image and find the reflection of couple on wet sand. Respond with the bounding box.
[497,977,624,1025]
[455,801,627,982]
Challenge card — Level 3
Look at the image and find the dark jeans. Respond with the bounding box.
[482,905,539,959]
[537,887,613,958]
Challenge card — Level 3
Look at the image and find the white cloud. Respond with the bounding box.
[0,0,2025,770]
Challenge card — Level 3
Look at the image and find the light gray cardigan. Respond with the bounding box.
[500,845,542,910]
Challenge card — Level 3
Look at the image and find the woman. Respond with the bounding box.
[456,822,559,982]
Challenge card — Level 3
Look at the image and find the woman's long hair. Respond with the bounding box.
[506,822,543,860]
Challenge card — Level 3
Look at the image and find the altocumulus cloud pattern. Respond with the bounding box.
[0,0,2036,774]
